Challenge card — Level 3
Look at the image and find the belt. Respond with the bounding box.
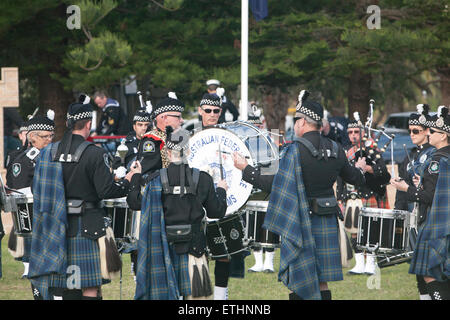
[67,199,103,215]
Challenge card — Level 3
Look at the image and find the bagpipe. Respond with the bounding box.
[349,99,395,170]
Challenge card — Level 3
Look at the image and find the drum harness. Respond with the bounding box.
[160,166,204,250]
[51,141,106,238]
[293,136,344,220]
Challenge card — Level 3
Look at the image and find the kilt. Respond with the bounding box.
[49,218,110,289]
[363,194,389,209]
[310,214,342,282]
[168,245,191,297]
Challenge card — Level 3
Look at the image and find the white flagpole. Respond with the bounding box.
[241,0,248,121]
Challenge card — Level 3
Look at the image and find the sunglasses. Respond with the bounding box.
[202,108,221,114]
[408,129,423,135]
[347,130,360,135]
[429,128,444,134]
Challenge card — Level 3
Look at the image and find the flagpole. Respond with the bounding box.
[241,0,248,121]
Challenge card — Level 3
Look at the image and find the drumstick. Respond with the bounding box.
[218,144,224,180]
[220,150,250,159]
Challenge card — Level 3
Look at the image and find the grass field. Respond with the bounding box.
[0,234,419,300]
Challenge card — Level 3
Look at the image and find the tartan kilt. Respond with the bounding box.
[409,225,448,281]
[310,214,343,282]
[363,194,390,209]
[49,219,111,289]
[168,244,191,297]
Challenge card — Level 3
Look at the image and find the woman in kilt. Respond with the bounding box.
[391,106,450,300]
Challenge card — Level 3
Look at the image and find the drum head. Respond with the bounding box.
[188,128,254,215]
[218,121,279,166]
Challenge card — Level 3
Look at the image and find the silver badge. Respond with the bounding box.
[419,115,426,124]
[436,117,444,128]
[419,154,427,164]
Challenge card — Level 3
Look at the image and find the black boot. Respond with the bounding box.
[62,289,83,300]
[289,292,303,300]
[426,280,450,300]
[320,290,332,300]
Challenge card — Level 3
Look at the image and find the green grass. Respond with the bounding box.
[0,235,418,300]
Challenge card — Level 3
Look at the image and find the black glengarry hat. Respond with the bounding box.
[409,104,430,126]
[27,109,55,132]
[429,106,450,134]
[152,92,185,119]
[294,90,323,123]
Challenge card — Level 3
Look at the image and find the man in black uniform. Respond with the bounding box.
[391,106,450,300]
[234,90,367,300]
[93,90,130,136]
[28,96,137,300]
[206,79,239,124]
[133,127,228,299]
[126,92,185,208]
[5,111,55,298]
[6,112,54,275]
[336,114,391,275]
[113,107,152,174]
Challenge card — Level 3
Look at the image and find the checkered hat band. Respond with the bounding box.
[68,111,93,122]
[166,140,188,151]
[347,123,359,129]
[200,99,220,107]
[133,115,151,122]
[153,105,184,116]
[430,120,450,133]
[408,119,421,125]
[27,123,54,132]
[296,105,321,121]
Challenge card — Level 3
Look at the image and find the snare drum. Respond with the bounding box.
[103,197,138,241]
[244,201,280,249]
[206,213,248,259]
[357,207,410,253]
[10,193,34,236]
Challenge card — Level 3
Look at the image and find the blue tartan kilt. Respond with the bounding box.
[168,244,191,297]
[408,224,448,281]
[310,214,343,282]
[50,219,111,289]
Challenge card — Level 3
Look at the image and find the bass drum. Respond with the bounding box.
[218,121,279,167]
[188,127,254,215]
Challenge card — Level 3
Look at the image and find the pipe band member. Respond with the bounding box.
[28,95,136,300]
[391,106,450,300]
[134,126,228,300]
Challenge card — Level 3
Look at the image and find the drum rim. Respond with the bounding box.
[245,200,269,211]
[206,212,244,225]
[361,207,410,215]
[217,120,279,163]
[103,197,128,208]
